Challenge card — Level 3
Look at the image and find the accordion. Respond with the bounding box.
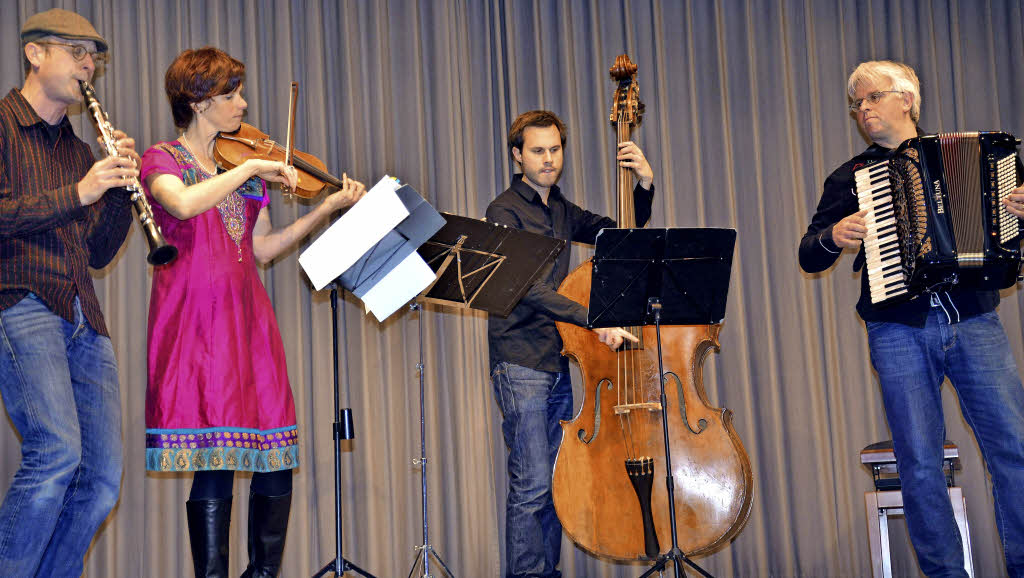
[855,131,1022,306]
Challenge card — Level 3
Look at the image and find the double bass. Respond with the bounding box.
[551,55,753,561]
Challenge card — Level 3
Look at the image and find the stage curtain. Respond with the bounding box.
[2,1,1023,575]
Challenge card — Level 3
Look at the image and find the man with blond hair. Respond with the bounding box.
[799,60,1024,576]
[0,8,139,575]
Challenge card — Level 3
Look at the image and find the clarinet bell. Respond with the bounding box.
[141,220,178,265]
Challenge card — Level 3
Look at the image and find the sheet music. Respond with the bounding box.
[360,251,437,321]
[299,176,407,290]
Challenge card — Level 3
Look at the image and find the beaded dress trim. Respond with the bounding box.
[160,141,262,261]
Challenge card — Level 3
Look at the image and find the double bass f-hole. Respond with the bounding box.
[663,372,708,435]
[577,379,613,444]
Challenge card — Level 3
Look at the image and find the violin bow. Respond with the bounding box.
[284,81,298,195]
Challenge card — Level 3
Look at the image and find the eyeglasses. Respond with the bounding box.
[33,41,107,64]
[849,90,903,112]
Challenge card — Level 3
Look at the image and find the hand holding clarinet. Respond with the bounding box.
[79,80,177,265]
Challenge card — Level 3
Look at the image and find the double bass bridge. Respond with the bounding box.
[613,402,662,415]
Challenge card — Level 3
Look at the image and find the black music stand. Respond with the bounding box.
[312,184,445,578]
[418,213,565,315]
[587,227,737,578]
[312,284,375,578]
[403,214,564,578]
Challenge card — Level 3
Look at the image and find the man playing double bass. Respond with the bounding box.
[485,109,654,577]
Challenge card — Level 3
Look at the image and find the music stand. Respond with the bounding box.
[587,227,737,578]
[312,284,375,578]
[308,182,446,578]
[418,213,565,315]
[404,213,564,578]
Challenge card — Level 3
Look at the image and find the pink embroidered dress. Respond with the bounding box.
[142,141,298,473]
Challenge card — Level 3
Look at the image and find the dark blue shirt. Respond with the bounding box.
[486,173,654,372]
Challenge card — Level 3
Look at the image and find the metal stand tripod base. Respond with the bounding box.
[407,544,455,578]
[314,557,377,578]
[639,546,713,578]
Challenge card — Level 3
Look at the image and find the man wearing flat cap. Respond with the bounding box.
[0,8,140,575]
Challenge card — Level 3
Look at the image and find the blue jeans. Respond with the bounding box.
[491,362,572,578]
[867,309,1024,578]
[0,294,123,577]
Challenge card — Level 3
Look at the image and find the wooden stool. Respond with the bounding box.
[860,440,974,578]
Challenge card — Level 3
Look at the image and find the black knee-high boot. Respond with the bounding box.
[240,491,292,578]
[186,498,232,578]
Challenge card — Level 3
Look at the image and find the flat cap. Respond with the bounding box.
[21,8,108,53]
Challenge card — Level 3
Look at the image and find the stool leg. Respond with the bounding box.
[948,488,973,578]
[866,492,885,578]
[879,501,893,578]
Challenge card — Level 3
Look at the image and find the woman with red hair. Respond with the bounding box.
[141,46,364,577]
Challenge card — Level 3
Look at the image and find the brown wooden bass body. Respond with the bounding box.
[552,261,753,559]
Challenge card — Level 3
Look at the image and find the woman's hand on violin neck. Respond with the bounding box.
[244,158,298,190]
[322,173,366,212]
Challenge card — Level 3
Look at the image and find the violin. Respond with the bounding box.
[213,83,346,199]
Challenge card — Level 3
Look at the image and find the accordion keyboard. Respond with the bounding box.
[856,161,910,304]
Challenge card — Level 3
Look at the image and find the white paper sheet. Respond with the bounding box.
[299,176,407,290]
[360,252,437,321]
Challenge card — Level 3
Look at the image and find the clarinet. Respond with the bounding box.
[79,81,178,266]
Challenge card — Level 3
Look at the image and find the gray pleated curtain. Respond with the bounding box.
[2,1,1023,576]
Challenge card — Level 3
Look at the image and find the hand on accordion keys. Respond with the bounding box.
[1001,184,1024,219]
[832,209,869,249]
